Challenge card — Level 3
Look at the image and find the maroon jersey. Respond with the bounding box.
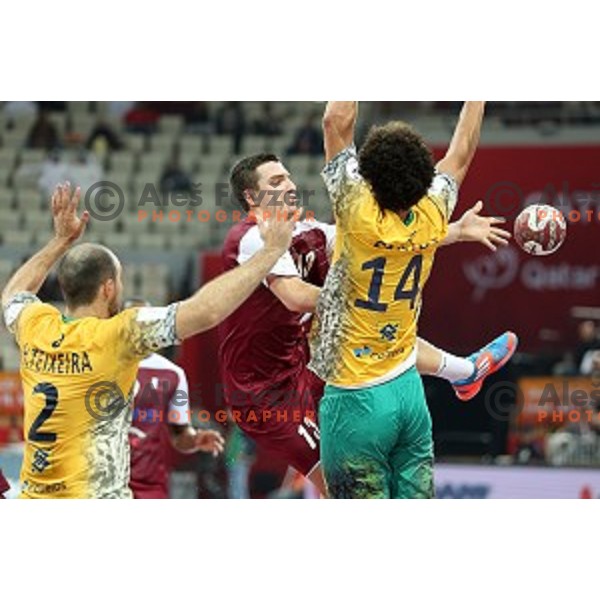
[219,217,334,419]
[0,468,9,499]
[129,353,190,499]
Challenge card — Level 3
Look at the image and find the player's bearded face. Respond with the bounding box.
[108,265,124,317]
[108,284,122,317]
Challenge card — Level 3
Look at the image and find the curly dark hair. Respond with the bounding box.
[230,153,280,211]
[358,122,435,214]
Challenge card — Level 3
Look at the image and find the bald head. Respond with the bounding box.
[57,243,121,311]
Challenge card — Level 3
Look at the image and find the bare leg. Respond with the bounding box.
[307,465,328,498]
[416,338,444,375]
[416,338,474,382]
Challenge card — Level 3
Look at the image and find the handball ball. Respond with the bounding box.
[514,204,567,256]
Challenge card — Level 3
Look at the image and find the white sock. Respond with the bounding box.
[435,352,475,383]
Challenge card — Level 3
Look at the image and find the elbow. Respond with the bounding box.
[280,297,308,314]
[1,286,12,309]
[289,297,317,314]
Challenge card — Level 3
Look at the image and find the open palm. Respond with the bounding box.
[457,201,511,251]
[52,182,90,243]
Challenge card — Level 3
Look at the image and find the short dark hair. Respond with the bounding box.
[57,243,118,309]
[230,153,280,211]
[358,122,435,214]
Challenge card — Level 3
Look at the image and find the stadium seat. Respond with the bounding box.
[69,114,96,139]
[123,133,148,154]
[16,190,43,211]
[102,231,136,251]
[1,130,25,151]
[107,151,136,175]
[198,155,226,179]
[150,134,176,158]
[286,155,320,177]
[208,135,233,157]
[136,233,167,251]
[0,209,22,230]
[23,210,52,231]
[0,187,15,206]
[0,258,15,281]
[3,230,32,248]
[138,153,168,175]
[159,115,184,137]
[178,135,203,157]
[0,148,17,171]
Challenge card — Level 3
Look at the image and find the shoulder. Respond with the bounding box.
[425,172,459,221]
[222,220,262,262]
[238,224,265,258]
[3,292,58,337]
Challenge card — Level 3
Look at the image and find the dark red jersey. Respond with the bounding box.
[129,353,190,499]
[219,218,334,411]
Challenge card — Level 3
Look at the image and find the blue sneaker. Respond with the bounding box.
[452,332,518,402]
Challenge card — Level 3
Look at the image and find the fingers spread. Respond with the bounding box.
[490,233,509,246]
[483,239,497,252]
[69,186,82,212]
[491,227,511,239]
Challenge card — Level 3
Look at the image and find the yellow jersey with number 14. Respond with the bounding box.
[3,294,179,498]
[309,145,457,388]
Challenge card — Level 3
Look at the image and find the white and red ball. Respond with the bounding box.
[514,204,567,256]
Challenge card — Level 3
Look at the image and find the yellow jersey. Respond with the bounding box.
[309,145,457,388]
[3,294,179,498]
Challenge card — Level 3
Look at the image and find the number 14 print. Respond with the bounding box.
[355,255,423,313]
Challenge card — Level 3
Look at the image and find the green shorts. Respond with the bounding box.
[319,367,434,499]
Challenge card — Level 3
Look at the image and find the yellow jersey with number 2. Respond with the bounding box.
[2,293,179,498]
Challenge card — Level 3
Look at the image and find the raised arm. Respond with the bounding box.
[323,101,358,162]
[436,101,485,187]
[1,183,89,307]
[175,210,299,339]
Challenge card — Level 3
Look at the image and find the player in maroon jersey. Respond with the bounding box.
[219,153,512,496]
[126,300,225,499]
[0,468,9,499]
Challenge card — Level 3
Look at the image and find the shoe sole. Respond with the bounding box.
[454,332,518,402]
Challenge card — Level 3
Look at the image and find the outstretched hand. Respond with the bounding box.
[52,182,90,244]
[194,429,226,457]
[255,207,303,255]
[456,201,511,251]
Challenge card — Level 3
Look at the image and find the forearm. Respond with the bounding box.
[439,222,461,247]
[297,284,321,313]
[449,102,485,159]
[175,246,284,339]
[440,102,485,183]
[268,276,321,313]
[1,237,70,306]
[323,102,358,133]
[323,101,358,162]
